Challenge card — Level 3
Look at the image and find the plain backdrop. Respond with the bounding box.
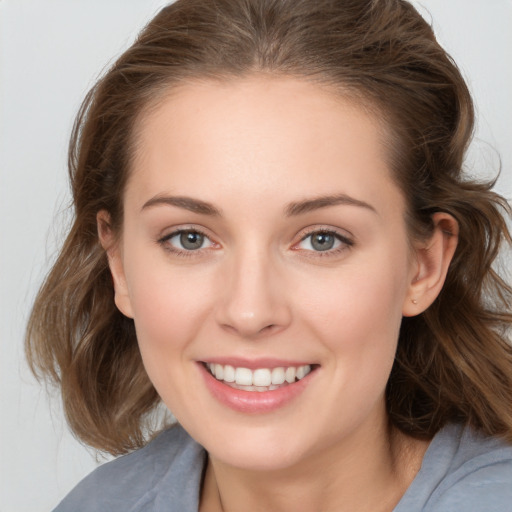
[1,1,511,511]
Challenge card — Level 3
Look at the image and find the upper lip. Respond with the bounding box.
[199,357,317,370]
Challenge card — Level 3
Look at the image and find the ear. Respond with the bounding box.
[97,210,134,319]
[402,212,459,317]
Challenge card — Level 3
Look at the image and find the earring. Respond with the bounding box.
[411,299,418,304]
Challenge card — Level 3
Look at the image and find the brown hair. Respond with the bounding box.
[26,0,512,455]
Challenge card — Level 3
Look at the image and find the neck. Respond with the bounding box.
[199,414,429,512]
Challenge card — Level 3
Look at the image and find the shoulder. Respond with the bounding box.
[427,425,512,511]
[53,424,206,512]
[396,424,512,512]
[431,461,512,511]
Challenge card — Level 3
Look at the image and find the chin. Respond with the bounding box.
[196,423,317,472]
[213,443,307,472]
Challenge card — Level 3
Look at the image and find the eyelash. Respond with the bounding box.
[158,227,216,258]
[157,227,354,259]
[294,228,354,258]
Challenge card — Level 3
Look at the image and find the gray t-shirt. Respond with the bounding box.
[54,423,512,511]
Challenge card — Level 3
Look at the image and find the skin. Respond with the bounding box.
[99,76,458,512]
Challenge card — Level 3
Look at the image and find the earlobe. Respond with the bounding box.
[402,212,459,317]
[97,211,134,319]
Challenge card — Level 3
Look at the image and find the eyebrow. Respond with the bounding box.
[141,192,376,217]
[285,194,377,216]
[141,195,222,216]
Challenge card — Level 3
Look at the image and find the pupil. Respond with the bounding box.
[180,231,204,250]
[312,233,334,251]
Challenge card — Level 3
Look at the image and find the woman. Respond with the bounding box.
[26,0,512,510]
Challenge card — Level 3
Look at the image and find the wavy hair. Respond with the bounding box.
[26,0,512,455]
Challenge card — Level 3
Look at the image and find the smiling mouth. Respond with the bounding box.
[204,362,314,391]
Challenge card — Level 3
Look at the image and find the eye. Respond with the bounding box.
[160,229,215,252]
[296,230,353,253]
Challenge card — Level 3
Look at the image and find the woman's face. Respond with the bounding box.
[110,76,421,471]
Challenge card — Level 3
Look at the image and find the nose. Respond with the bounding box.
[215,245,292,339]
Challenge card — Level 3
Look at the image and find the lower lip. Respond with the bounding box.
[199,363,316,413]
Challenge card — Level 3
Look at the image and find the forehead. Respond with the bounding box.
[127,76,402,215]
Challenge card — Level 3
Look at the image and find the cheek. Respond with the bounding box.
[122,252,215,371]
[125,268,216,416]
[296,249,410,386]
[303,262,407,338]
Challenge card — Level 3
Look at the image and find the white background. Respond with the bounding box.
[1,1,511,511]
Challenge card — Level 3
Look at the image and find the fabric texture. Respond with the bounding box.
[54,423,512,511]
[394,424,512,511]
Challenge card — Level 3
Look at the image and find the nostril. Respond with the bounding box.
[219,322,278,338]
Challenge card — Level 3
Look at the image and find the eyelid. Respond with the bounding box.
[159,225,209,241]
[156,224,354,258]
[292,226,354,254]
[157,225,220,256]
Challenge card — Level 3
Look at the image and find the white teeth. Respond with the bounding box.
[296,365,310,380]
[271,367,285,385]
[230,384,280,392]
[285,367,296,383]
[223,364,235,383]
[206,363,312,388]
[214,364,224,380]
[253,368,272,387]
[235,367,253,386]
